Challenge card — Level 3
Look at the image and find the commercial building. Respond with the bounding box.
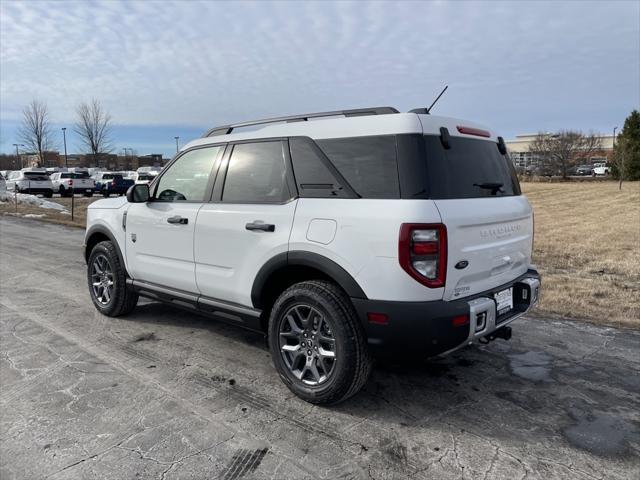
[506,133,615,169]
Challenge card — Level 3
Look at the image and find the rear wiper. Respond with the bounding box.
[473,182,504,195]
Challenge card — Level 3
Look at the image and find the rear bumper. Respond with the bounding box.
[352,270,540,357]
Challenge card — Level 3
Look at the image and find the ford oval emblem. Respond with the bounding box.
[455,260,469,270]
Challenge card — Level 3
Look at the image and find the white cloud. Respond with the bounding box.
[1,0,638,140]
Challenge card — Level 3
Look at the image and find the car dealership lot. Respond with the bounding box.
[1,217,639,480]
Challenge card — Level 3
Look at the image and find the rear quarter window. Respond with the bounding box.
[315,135,400,199]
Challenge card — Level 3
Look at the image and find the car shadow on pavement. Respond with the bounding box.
[116,300,640,463]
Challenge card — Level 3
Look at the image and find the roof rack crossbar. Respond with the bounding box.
[203,106,399,137]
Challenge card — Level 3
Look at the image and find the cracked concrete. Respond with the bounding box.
[1,216,639,479]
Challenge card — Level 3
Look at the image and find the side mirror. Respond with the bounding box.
[126,183,150,203]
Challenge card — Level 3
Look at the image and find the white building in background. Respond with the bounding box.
[506,133,616,169]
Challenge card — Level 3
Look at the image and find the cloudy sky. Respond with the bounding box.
[1,0,638,157]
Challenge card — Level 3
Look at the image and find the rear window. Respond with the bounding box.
[75,172,90,178]
[24,172,49,180]
[424,136,520,199]
[315,136,399,199]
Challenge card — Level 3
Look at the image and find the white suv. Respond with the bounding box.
[84,107,540,404]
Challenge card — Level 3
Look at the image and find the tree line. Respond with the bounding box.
[17,99,113,166]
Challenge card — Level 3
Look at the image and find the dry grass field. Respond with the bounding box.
[2,182,639,328]
[523,181,640,328]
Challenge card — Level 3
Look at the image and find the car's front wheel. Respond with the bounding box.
[268,280,372,404]
[87,240,138,317]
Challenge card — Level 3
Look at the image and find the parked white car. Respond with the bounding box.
[6,169,53,197]
[50,171,95,197]
[592,162,610,176]
[84,106,540,404]
[134,171,158,184]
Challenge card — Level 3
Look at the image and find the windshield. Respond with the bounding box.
[424,136,520,199]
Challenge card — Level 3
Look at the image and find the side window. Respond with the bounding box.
[222,141,290,203]
[289,137,350,198]
[315,136,400,199]
[154,146,223,202]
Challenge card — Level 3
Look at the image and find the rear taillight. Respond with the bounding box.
[399,223,447,288]
[112,180,117,187]
[67,180,73,186]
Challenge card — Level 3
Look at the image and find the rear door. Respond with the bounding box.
[424,134,533,301]
[125,145,225,293]
[194,139,297,307]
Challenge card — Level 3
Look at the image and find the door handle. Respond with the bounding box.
[246,221,275,232]
[167,216,188,225]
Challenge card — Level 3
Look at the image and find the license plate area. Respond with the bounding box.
[494,287,513,316]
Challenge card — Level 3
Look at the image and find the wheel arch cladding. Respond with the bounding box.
[84,226,125,269]
[251,251,367,311]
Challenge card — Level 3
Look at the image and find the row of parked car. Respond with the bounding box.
[0,167,162,198]
[518,162,610,177]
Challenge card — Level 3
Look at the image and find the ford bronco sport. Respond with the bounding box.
[84,106,540,404]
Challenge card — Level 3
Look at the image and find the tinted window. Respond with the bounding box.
[289,137,349,198]
[315,136,399,199]
[24,172,48,180]
[155,146,222,202]
[222,142,289,203]
[425,136,520,199]
[75,172,90,178]
[61,173,73,178]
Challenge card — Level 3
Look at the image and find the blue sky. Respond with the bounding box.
[1,0,638,157]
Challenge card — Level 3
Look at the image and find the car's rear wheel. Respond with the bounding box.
[87,240,138,316]
[268,280,372,404]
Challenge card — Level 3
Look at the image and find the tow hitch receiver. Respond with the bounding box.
[481,326,512,343]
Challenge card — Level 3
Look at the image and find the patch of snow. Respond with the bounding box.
[0,191,68,212]
[23,214,46,219]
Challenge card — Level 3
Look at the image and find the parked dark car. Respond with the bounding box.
[575,165,593,176]
[92,172,135,197]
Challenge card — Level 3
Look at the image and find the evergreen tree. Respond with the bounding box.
[612,110,640,182]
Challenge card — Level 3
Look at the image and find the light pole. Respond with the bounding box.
[174,136,179,153]
[13,143,25,168]
[62,128,68,168]
[613,126,617,148]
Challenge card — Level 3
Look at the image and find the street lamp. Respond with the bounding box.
[61,128,68,168]
[613,126,618,148]
[174,136,180,153]
[12,143,25,168]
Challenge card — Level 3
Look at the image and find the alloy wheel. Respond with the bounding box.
[278,304,337,385]
[91,253,114,305]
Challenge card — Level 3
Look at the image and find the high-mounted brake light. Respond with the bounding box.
[399,223,447,288]
[456,126,491,138]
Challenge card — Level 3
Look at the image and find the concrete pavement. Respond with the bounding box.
[1,217,638,479]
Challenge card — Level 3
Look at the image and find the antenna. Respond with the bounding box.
[426,85,448,114]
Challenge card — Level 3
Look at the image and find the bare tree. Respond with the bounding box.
[528,131,602,179]
[18,100,54,167]
[75,99,113,166]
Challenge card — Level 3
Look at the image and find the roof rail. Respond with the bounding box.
[203,106,399,137]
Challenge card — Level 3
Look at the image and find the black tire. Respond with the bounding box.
[87,240,138,317]
[102,189,110,197]
[59,186,67,197]
[44,191,53,198]
[268,280,372,405]
[85,192,93,197]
